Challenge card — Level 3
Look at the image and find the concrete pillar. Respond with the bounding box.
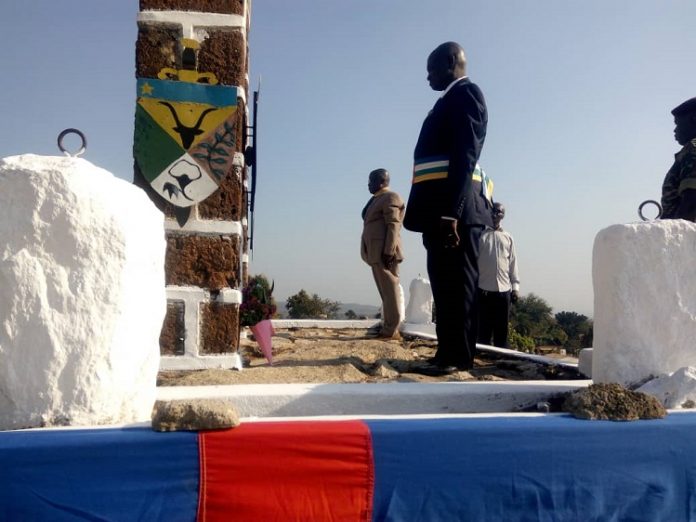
[592,221,696,385]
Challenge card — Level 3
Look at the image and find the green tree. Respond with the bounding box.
[509,293,554,339]
[508,294,593,353]
[555,311,593,353]
[508,327,536,352]
[286,290,341,319]
[345,309,357,319]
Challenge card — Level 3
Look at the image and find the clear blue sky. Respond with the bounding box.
[2,1,695,317]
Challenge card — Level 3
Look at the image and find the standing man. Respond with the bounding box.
[361,168,405,340]
[477,202,520,348]
[404,42,493,374]
[661,97,696,221]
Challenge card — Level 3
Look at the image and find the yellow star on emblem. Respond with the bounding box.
[141,82,154,96]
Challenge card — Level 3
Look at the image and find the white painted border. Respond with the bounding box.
[218,288,242,304]
[165,219,242,236]
[138,10,245,34]
[160,354,243,371]
[166,286,205,359]
[163,286,242,368]
[272,319,380,329]
[156,380,591,417]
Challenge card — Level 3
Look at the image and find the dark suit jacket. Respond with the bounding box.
[361,189,405,265]
[404,77,492,233]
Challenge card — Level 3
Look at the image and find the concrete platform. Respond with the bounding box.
[156,380,590,417]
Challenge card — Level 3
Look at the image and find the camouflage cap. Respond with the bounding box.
[672,97,696,116]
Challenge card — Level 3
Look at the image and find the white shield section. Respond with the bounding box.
[150,152,219,207]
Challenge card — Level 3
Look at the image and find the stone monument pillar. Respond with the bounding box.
[133,0,251,369]
[592,220,696,385]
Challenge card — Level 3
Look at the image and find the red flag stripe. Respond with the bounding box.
[198,420,373,521]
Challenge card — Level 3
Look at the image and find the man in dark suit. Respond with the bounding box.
[361,168,405,340]
[404,42,492,374]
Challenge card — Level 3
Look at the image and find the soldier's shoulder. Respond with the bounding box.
[680,139,696,167]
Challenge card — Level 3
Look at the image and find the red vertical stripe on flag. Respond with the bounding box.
[197,420,373,521]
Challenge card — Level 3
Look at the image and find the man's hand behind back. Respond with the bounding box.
[440,218,460,248]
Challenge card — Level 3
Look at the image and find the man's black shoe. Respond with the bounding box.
[411,362,459,376]
[425,356,472,372]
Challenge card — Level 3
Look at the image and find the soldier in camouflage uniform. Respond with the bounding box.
[661,97,696,221]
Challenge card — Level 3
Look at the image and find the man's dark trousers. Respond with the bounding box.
[424,225,483,369]
[477,289,511,348]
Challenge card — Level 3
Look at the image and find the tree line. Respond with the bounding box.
[282,289,592,354]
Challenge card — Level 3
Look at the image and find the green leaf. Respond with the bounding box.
[211,158,227,164]
[213,148,229,156]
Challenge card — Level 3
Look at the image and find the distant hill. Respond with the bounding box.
[339,303,380,319]
[275,300,379,319]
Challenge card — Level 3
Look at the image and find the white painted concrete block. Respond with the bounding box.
[0,154,166,429]
[578,348,593,378]
[592,221,696,385]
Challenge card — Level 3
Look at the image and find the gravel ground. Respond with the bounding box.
[158,327,583,386]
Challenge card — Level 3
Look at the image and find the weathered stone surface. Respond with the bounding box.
[638,367,696,409]
[140,0,245,15]
[562,383,667,421]
[165,234,240,289]
[0,155,166,430]
[592,221,696,385]
[135,23,180,79]
[198,30,246,87]
[200,302,239,354]
[151,399,240,431]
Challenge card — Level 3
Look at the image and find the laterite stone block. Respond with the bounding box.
[135,24,180,79]
[198,30,246,87]
[166,234,240,290]
[200,302,240,354]
[140,0,245,15]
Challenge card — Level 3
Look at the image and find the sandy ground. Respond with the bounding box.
[158,327,583,386]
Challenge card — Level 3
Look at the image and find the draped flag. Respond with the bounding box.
[3,415,696,520]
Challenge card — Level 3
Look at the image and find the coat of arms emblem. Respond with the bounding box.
[134,39,240,215]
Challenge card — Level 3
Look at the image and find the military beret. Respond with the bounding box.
[671,97,696,116]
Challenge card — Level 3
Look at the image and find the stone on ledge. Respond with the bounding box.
[562,383,667,421]
[151,399,241,431]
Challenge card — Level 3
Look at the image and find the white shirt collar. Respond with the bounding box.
[440,76,467,98]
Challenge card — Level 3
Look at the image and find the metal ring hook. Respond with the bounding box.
[638,199,662,221]
[57,128,87,157]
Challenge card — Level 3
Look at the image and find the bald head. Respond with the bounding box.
[427,42,467,91]
[368,168,389,194]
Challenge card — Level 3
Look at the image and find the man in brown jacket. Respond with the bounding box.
[361,168,405,340]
